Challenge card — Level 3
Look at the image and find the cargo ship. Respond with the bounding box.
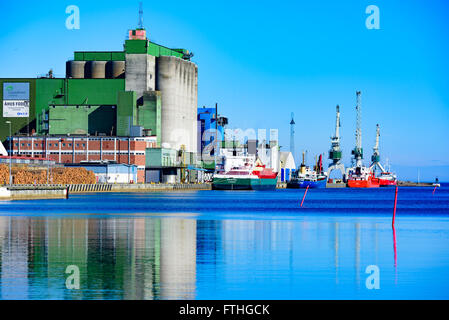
[212,158,278,190]
[287,153,327,189]
[347,166,380,188]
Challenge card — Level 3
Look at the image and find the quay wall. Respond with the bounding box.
[0,186,67,200]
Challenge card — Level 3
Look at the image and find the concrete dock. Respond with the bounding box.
[398,181,437,187]
[67,183,212,193]
[0,183,212,200]
[0,186,68,200]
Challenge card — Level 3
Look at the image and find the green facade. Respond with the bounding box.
[48,105,116,135]
[66,79,124,105]
[74,51,125,61]
[1,78,125,140]
[138,91,161,147]
[145,148,177,168]
[124,40,184,59]
[117,91,136,136]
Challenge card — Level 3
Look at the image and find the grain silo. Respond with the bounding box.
[88,61,107,79]
[66,61,86,78]
[156,56,198,153]
[106,61,125,79]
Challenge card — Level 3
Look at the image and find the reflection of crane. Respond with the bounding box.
[327,105,345,180]
[369,124,386,173]
[352,91,363,168]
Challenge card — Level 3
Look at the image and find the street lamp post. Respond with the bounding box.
[5,121,12,185]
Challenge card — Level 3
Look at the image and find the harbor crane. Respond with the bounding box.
[327,105,346,180]
[351,91,363,168]
[369,124,386,173]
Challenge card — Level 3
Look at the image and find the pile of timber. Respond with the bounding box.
[0,164,96,185]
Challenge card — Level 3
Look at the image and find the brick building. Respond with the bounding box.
[7,135,157,183]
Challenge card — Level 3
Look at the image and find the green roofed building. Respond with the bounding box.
[1,26,199,184]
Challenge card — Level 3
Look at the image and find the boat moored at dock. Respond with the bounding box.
[212,156,278,191]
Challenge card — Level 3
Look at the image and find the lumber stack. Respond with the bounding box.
[0,164,9,184]
[0,165,96,185]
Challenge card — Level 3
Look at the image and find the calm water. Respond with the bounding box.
[0,184,448,300]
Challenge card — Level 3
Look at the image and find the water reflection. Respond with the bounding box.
[0,217,197,300]
[0,215,447,299]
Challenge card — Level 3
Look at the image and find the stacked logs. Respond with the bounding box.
[0,164,96,185]
[13,169,47,184]
[0,164,9,184]
[51,167,96,185]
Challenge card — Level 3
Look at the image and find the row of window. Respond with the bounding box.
[15,143,87,147]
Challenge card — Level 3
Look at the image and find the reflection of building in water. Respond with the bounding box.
[0,216,197,300]
[0,217,30,299]
[160,218,196,299]
[196,220,223,282]
[47,218,88,299]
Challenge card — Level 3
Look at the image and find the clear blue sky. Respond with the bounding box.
[0,0,448,181]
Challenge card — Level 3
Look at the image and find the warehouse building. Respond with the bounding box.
[64,162,138,184]
[1,26,199,183]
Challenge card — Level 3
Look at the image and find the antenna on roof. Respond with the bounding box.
[138,2,144,29]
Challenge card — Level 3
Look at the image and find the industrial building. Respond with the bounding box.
[1,26,199,183]
[7,135,153,182]
[64,162,138,184]
[197,106,228,170]
[279,152,296,182]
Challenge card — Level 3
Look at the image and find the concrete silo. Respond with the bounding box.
[66,61,86,78]
[156,56,198,153]
[110,61,125,79]
[88,61,107,79]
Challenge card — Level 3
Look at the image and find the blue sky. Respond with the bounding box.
[0,0,448,180]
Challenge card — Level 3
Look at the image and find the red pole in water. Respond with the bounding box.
[300,185,309,207]
[393,225,397,284]
[392,185,398,227]
[432,186,437,195]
